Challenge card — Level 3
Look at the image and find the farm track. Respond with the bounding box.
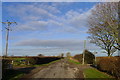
[20,58,85,79]
[20,58,91,79]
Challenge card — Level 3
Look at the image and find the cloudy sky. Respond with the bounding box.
[2,2,117,56]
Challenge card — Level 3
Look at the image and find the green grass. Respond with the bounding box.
[41,59,61,66]
[68,59,81,64]
[13,58,26,60]
[7,58,26,61]
[84,68,113,79]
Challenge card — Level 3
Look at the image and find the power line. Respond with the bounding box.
[2,20,17,56]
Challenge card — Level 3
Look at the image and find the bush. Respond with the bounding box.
[97,57,116,72]
[2,59,12,79]
[115,57,120,78]
[25,58,37,65]
[74,54,83,63]
[96,57,120,79]
[2,59,12,69]
[74,50,95,64]
[84,50,95,64]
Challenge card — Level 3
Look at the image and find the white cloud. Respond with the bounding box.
[51,2,74,8]
[15,20,66,31]
[15,21,48,31]
[64,9,92,29]
[4,2,93,33]
[35,3,61,14]
[11,38,102,56]
[6,3,58,21]
[14,39,82,47]
[14,39,100,50]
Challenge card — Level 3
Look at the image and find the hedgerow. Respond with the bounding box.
[96,56,120,79]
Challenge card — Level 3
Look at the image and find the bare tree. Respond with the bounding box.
[88,2,120,50]
[87,2,120,56]
[88,26,116,56]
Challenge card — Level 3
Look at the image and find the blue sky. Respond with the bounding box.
[1,2,118,56]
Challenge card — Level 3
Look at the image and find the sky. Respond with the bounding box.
[1,2,118,56]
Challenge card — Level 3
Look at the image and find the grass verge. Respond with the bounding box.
[68,59,81,64]
[84,68,114,79]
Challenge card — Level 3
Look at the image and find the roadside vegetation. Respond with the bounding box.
[68,59,81,64]
[73,50,95,64]
[84,2,120,79]
[96,57,120,79]
[84,68,113,79]
[73,50,120,79]
[3,69,24,80]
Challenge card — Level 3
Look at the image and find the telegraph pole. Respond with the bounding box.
[82,40,86,65]
[2,20,17,56]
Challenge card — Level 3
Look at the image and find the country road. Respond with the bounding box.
[22,58,87,79]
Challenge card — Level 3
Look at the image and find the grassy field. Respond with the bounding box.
[84,68,114,79]
[68,59,81,64]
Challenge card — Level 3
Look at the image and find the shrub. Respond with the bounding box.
[96,56,120,79]
[25,58,37,65]
[2,59,12,69]
[74,50,95,64]
[97,57,115,72]
[2,59,12,78]
[74,54,83,63]
[113,57,120,78]
[38,54,44,56]
[84,50,95,64]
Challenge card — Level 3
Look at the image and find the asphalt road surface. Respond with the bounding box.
[23,58,84,79]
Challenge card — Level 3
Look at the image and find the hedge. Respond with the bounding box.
[74,54,83,63]
[74,50,95,64]
[96,56,120,79]
[2,59,12,69]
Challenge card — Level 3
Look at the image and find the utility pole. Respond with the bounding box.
[82,40,86,65]
[93,52,97,62]
[2,20,17,56]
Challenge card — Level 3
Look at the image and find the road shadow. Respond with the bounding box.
[14,67,36,74]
